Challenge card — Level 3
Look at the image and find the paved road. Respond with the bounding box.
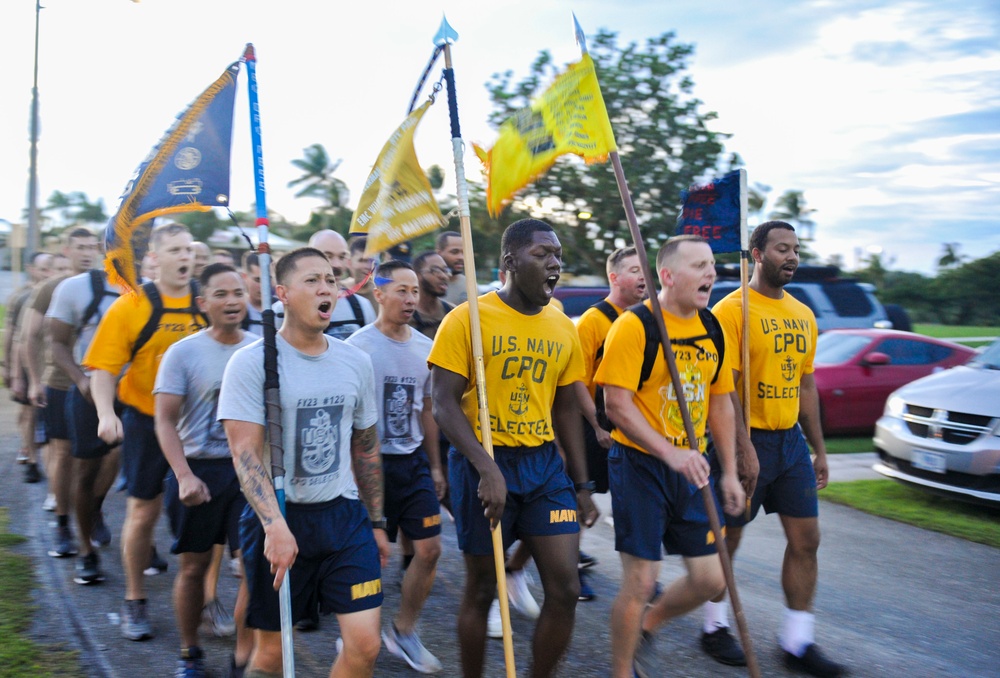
[3,390,997,677]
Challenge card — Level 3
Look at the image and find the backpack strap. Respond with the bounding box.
[591,300,619,362]
[325,293,366,334]
[80,270,120,328]
[627,303,726,391]
[130,280,206,360]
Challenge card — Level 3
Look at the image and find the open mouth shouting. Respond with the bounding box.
[543,273,560,297]
[318,299,333,321]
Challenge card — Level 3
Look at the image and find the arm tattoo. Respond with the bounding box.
[350,424,384,522]
[235,450,281,527]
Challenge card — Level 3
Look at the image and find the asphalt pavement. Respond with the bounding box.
[3,390,998,677]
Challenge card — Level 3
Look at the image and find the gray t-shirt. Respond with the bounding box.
[346,324,433,455]
[272,293,375,341]
[47,270,122,370]
[244,303,264,337]
[153,330,257,459]
[217,333,378,503]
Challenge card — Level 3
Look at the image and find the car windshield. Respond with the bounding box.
[815,333,872,364]
[970,340,1000,370]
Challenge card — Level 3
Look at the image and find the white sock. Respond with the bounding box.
[703,601,730,633]
[780,608,815,657]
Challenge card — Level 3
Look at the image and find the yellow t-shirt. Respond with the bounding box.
[575,299,622,398]
[595,300,734,455]
[428,292,585,448]
[712,287,817,430]
[83,287,205,416]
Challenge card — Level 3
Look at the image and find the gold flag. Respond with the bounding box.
[473,53,617,216]
[349,101,445,255]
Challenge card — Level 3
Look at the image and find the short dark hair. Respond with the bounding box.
[435,231,461,251]
[149,222,190,250]
[66,227,95,243]
[411,250,440,273]
[241,250,259,271]
[750,220,795,253]
[349,236,367,256]
[199,262,238,288]
[656,234,708,271]
[275,247,329,285]
[500,219,555,269]
[374,260,413,286]
[606,246,638,277]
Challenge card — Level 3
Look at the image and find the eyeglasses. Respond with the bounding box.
[425,266,451,276]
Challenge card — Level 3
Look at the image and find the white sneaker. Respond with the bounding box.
[229,556,242,578]
[382,625,443,674]
[506,569,540,619]
[487,599,503,639]
[42,493,56,512]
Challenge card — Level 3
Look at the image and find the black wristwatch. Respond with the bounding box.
[574,481,596,492]
[371,518,388,530]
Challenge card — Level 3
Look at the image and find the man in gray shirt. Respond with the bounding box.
[347,260,445,674]
[219,247,389,678]
[154,263,256,677]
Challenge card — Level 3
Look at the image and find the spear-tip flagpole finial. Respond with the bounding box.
[243,43,256,61]
[572,12,588,54]
[434,14,459,46]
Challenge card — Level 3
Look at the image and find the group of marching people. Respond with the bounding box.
[5,216,846,678]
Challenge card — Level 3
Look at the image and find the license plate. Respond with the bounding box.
[912,450,946,474]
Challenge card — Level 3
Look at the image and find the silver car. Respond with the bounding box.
[874,339,1000,506]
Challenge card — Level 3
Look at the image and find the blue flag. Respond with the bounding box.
[677,170,743,254]
[105,61,239,292]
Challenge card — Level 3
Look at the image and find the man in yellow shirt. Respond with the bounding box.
[709,221,845,677]
[429,219,598,678]
[84,222,206,641]
[596,235,744,678]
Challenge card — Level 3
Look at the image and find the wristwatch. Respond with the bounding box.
[574,481,596,492]
[371,518,388,530]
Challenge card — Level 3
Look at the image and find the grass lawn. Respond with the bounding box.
[0,508,82,677]
[823,436,873,454]
[914,324,999,347]
[821,479,1000,549]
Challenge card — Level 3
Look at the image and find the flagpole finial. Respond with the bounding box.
[243,43,256,62]
[572,13,588,54]
[434,15,459,46]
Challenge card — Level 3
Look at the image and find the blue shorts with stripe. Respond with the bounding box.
[67,385,119,459]
[723,426,818,528]
[44,387,69,440]
[383,448,442,543]
[449,441,579,556]
[239,496,382,631]
[121,407,169,500]
[165,458,245,555]
[609,443,721,560]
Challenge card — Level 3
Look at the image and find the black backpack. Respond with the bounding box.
[80,270,121,328]
[594,302,725,431]
[130,280,207,360]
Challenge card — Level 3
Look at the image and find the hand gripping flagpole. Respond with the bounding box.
[435,16,517,678]
[243,43,296,678]
[573,16,761,678]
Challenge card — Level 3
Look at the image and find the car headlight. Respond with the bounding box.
[885,395,905,417]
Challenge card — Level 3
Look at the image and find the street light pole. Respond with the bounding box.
[26,0,42,261]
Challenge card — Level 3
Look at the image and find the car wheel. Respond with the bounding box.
[884,304,912,332]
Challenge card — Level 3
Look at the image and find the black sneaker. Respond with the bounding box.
[701,626,746,666]
[48,525,78,558]
[295,615,319,632]
[74,552,105,585]
[578,570,596,602]
[144,547,168,576]
[24,462,41,484]
[176,646,206,678]
[783,643,848,678]
[579,550,598,570]
[90,511,112,548]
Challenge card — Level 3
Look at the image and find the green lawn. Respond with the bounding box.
[823,436,872,454]
[914,324,999,346]
[0,509,82,677]
[821,479,1000,548]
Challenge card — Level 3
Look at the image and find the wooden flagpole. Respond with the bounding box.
[435,16,518,678]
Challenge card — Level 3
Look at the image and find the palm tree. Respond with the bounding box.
[769,190,816,240]
[288,143,349,210]
[937,242,965,270]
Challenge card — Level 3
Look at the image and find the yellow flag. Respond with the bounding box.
[349,101,445,256]
[473,53,617,216]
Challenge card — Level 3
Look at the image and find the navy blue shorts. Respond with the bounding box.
[67,385,118,459]
[383,449,442,543]
[583,415,610,494]
[609,443,721,560]
[120,407,169,500]
[449,441,579,556]
[239,497,382,631]
[726,427,818,528]
[34,407,47,445]
[44,387,69,440]
[165,458,245,555]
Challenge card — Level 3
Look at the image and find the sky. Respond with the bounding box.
[1,0,997,274]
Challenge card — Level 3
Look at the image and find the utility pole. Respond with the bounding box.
[26,0,43,261]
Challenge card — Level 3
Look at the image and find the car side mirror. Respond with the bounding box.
[862,351,891,366]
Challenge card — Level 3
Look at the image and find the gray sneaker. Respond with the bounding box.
[382,624,443,674]
[90,511,112,548]
[48,525,78,558]
[121,599,153,641]
[633,631,656,678]
[202,598,235,637]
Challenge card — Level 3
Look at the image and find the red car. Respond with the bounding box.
[813,329,976,435]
